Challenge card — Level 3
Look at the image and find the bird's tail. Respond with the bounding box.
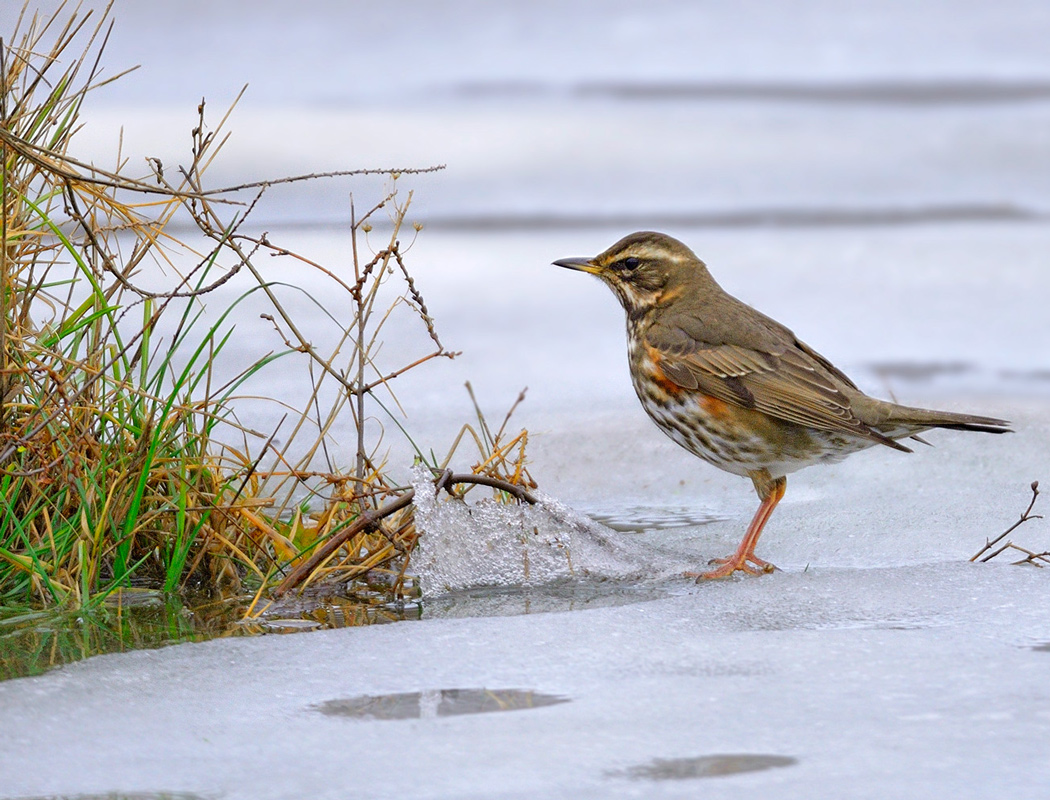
[884,405,1012,435]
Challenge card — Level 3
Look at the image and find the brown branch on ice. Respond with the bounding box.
[271,490,416,598]
[271,470,538,597]
[434,469,539,505]
[971,481,1044,565]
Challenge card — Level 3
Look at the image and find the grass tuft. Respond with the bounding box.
[0,0,535,640]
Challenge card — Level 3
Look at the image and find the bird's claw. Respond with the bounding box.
[685,555,777,581]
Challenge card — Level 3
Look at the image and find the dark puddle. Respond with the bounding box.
[585,504,726,533]
[869,361,1050,389]
[4,794,207,800]
[453,78,1050,106]
[868,360,973,382]
[423,577,667,620]
[1001,368,1050,383]
[613,754,797,781]
[314,688,569,720]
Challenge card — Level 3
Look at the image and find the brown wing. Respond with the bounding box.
[648,331,910,452]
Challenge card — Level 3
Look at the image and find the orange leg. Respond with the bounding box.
[686,471,787,580]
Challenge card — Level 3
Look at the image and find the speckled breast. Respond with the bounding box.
[627,338,879,479]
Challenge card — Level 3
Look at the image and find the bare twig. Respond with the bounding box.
[272,470,539,597]
[494,387,528,443]
[971,481,1043,563]
[272,489,416,597]
[0,123,444,201]
[1007,544,1050,567]
[436,469,539,505]
[361,350,459,393]
[200,165,446,196]
[391,245,445,351]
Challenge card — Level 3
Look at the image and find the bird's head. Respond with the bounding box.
[553,231,711,316]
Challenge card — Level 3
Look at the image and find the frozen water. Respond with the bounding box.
[411,467,665,593]
[7,1,1050,227]
[2,2,1050,798]
[1,562,1048,800]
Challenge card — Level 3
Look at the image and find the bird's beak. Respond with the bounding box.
[552,256,601,275]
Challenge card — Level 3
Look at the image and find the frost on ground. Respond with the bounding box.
[411,466,678,594]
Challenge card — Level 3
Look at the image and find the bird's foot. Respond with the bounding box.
[685,554,777,581]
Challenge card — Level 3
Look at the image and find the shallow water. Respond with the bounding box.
[0,592,228,681]
[0,586,420,681]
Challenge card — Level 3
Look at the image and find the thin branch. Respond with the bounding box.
[200,165,446,196]
[1007,544,1050,567]
[437,469,539,505]
[972,481,1043,562]
[271,471,539,597]
[494,387,529,443]
[360,349,459,393]
[271,489,415,597]
[0,123,445,200]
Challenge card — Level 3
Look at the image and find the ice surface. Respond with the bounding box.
[1,398,1042,800]
[2,3,1049,798]
[1,563,1048,800]
[8,2,1050,227]
[411,467,667,593]
[11,1,1050,101]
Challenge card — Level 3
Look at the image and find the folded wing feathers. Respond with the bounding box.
[658,340,904,448]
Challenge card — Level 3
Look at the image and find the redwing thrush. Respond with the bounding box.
[554,231,1010,579]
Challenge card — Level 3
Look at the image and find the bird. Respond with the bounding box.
[553,231,1010,579]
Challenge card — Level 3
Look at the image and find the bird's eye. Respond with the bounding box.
[621,257,640,270]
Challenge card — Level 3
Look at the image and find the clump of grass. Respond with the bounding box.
[0,2,535,623]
